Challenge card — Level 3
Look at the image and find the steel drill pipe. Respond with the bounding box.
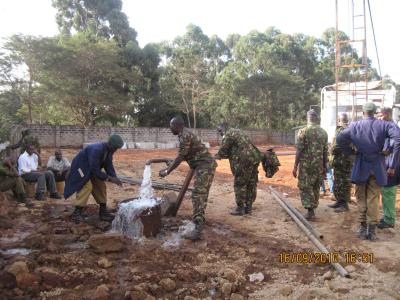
[145,158,173,165]
[269,187,324,239]
[171,168,195,216]
[269,186,350,278]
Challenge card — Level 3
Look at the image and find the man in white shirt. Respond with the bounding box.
[47,149,70,182]
[18,145,62,201]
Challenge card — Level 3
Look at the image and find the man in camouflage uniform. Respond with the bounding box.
[292,110,328,220]
[160,116,217,240]
[0,157,33,207]
[329,113,353,212]
[215,123,261,215]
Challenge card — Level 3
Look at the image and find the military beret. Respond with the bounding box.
[108,134,124,149]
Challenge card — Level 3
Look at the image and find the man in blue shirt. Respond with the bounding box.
[337,103,400,240]
[64,135,124,224]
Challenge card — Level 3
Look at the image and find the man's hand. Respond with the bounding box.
[159,168,169,178]
[292,166,298,178]
[387,168,395,177]
[108,176,122,186]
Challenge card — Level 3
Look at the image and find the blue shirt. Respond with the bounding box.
[64,143,117,199]
[337,116,400,186]
[383,121,400,187]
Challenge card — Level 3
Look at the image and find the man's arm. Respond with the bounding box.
[292,129,305,178]
[215,133,233,159]
[336,126,353,156]
[88,149,109,180]
[18,155,31,174]
[386,123,400,174]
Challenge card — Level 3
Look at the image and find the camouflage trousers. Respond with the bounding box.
[333,167,351,203]
[298,167,322,209]
[192,161,216,225]
[234,163,259,208]
[0,176,26,196]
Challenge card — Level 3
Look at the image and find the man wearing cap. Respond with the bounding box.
[329,113,353,212]
[337,103,400,240]
[293,110,328,221]
[64,134,124,224]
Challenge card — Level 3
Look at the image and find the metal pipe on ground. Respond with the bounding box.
[145,158,173,165]
[268,186,350,278]
[119,176,193,192]
[269,187,323,239]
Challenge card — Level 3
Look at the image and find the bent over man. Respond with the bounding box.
[215,123,260,215]
[159,116,217,241]
[64,135,124,224]
[293,110,328,221]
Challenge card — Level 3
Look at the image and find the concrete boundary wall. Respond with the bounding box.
[24,125,294,148]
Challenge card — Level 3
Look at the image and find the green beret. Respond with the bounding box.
[108,134,124,149]
[362,102,376,113]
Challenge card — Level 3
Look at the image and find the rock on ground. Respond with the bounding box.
[88,233,125,253]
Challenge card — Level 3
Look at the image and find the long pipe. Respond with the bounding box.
[269,187,323,239]
[145,158,173,165]
[171,168,195,217]
[269,187,350,278]
[119,176,193,192]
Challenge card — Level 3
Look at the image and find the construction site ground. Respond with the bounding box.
[1,147,400,300]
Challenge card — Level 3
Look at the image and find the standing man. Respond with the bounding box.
[214,123,261,215]
[0,157,33,207]
[47,149,71,182]
[377,107,400,229]
[64,135,124,224]
[329,113,353,212]
[337,103,400,240]
[292,110,328,220]
[18,145,62,201]
[159,116,216,240]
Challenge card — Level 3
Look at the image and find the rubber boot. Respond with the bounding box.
[328,200,342,209]
[49,192,62,200]
[366,224,378,241]
[377,218,394,229]
[99,203,115,222]
[17,193,33,208]
[71,206,86,224]
[244,204,252,215]
[357,222,367,240]
[230,206,245,216]
[35,192,46,201]
[184,222,203,241]
[304,208,315,221]
[334,202,349,213]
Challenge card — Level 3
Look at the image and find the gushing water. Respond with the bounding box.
[112,165,160,239]
[162,220,195,249]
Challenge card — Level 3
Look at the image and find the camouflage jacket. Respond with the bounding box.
[217,128,261,173]
[178,128,214,169]
[297,124,328,172]
[0,161,17,178]
[330,125,353,170]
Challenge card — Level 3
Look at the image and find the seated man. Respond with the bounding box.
[47,149,71,182]
[0,157,33,207]
[18,145,62,201]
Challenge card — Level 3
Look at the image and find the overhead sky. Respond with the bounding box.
[0,0,399,82]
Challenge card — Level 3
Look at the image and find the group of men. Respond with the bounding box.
[0,130,70,207]
[294,103,399,241]
[2,105,398,242]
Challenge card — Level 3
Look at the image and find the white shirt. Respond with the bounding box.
[18,151,39,175]
[47,156,71,172]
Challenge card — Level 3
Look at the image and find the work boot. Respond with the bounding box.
[184,223,203,241]
[99,203,115,222]
[304,208,315,221]
[71,206,86,224]
[50,192,62,200]
[328,200,342,209]
[244,204,252,215]
[16,193,34,208]
[35,192,46,201]
[366,224,378,241]
[230,206,245,216]
[357,222,367,239]
[377,218,394,229]
[334,202,349,213]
